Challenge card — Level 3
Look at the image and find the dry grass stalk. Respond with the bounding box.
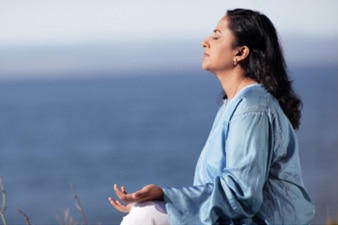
[17,206,31,225]
[0,178,8,225]
[327,214,338,225]
[56,184,90,225]
[70,183,89,225]
[56,208,78,225]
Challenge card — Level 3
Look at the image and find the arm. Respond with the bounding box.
[163,110,272,224]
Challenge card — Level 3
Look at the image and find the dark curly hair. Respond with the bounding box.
[226,8,302,129]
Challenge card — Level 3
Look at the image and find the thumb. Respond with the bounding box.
[132,189,148,201]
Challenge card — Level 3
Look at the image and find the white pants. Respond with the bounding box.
[120,201,169,225]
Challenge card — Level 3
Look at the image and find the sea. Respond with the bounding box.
[0,66,337,224]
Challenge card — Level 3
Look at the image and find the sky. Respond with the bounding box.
[1,0,338,80]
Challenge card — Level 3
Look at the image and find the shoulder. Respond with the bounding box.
[232,84,280,116]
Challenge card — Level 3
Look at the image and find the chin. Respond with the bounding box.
[201,63,209,71]
[201,65,213,73]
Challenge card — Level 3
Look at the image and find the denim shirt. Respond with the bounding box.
[163,84,315,225]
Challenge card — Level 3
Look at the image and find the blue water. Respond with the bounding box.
[0,67,337,224]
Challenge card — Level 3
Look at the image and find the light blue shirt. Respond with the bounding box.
[163,84,315,224]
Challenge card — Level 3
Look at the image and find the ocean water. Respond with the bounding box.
[0,66,337,224]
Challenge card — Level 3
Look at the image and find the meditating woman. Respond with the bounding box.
[108,8,315,225]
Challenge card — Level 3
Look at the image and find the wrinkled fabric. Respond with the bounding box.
[163,84,315,225]
[120,201,169,225]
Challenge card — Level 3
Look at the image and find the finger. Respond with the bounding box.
[133,185,163,202]
[115,184,128,195]
[114,184,122,193]
[108,197,130,213]
[114,184,135,202]
[133,189,149,201]
[121,185,127,194]
[114,184,126,198]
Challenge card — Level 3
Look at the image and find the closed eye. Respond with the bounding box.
[212,29,222,39]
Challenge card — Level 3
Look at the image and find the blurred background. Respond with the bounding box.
[0,0,337,224]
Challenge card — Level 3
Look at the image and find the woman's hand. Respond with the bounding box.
[108,184,164,213]
[108,196,135,213]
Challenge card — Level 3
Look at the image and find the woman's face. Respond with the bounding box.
[201,16,238,74]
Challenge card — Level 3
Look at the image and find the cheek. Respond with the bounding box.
[214,49,232,64]
[212,49,229,65]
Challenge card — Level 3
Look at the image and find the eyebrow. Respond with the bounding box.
[213,29,222,34]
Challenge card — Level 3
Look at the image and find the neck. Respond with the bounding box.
[216,71,257,99]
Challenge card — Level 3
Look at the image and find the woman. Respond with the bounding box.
[108,8,315,224]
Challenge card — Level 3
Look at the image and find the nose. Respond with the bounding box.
[201,37,209,48]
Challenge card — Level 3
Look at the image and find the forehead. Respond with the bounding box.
[213,16,234,40]
[215,16,230,30]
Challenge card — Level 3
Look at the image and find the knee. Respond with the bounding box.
[121,201,169,225]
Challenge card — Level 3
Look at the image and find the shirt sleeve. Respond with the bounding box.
[162,109,273,225]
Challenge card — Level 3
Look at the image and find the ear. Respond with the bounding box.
[234,46,250,63]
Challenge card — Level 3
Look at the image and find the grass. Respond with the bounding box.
[328,214,338,225]
[1,176,338,225]
[0,178,7,225]
[0,177,91,225]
